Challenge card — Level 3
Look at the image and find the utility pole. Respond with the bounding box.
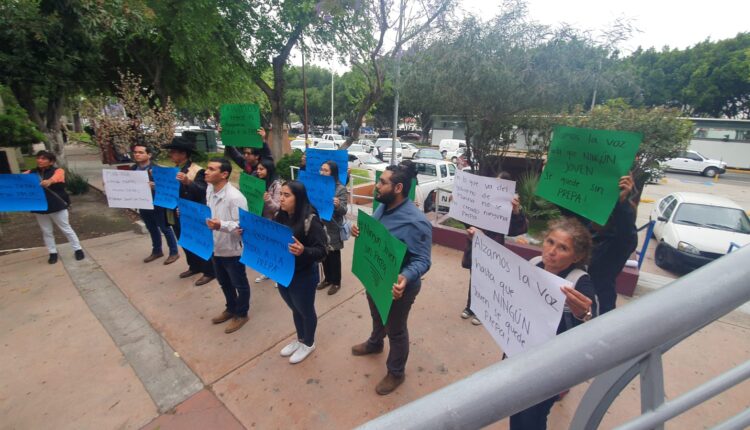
[390,0,405,165]
[302,44,309,146]
[331,71,335,135]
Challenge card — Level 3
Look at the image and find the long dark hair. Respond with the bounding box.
[258,157,278,190]
[323,160,340,185]
[278,180,315,238]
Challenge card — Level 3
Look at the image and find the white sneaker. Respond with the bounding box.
[280,340,301,357]
[255,275,269,283]
[289,343,316,364]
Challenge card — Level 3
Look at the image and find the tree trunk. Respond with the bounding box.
[269,96,285,162]
[45,95,67,167]
[73,110,82,132]
[10,82,44,130]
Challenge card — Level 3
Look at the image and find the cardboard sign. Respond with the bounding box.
[239,209,295,287]
[448,169,515,234]
[219,104,263,148]
[239,172,265,216]
[177,198,214,261]
[305,148,349,185]
[470,231,568,357]
[536,126,641,225]
[151,166,180,209]
[102,169,153,210]
[352,209,407,324]
[298,170,335,221]
[0,174,48,212]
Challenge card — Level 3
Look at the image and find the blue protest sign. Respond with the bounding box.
[298,170,335,221]
[177,198,213,261]
[239,209,295,287]
[0,174,48,212]
[305,148,349,185]
[152,165,180,209]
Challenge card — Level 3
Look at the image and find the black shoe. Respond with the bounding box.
[48,253,58,264]
[74,249,85,261]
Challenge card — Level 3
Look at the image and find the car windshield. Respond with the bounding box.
[416,163,437,176]
[673,203,750,234]
[417,149,442,159]
[316,142,334,149]
[361,154,382,164]
[348,144,364,152]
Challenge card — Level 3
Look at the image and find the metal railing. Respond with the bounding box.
[358,244,750,430]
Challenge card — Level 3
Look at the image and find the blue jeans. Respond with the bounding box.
[139,207,178,255]
[278,266,319,347]
[213,256,251,317]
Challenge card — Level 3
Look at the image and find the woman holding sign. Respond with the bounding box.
[506,217,596,430]
[274,181,327,364]
[316,160,349,296]
[253,158,282,283]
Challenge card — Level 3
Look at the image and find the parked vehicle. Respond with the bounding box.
[662,150,727,177]
[348,152,388,174]
[413,159,457,213]
[290,139,307,153]
[374,138,402,162]
[401,132,422,141]
[650,192,750,272]
[401,142,419,159]
[438,138,466,160]
[314,141,339,150]
[413,148,444,161]
[321,133,346,146]
[346,143,367,153]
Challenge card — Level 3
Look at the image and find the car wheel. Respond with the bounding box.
[441,151,447,159]
[424,191,436,213]
[654,243,672,270]
[702,167,718,177]
[451,156,458,163]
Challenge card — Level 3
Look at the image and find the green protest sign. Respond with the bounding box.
[219,104,263,148]
[372,170,417,211]
[352,209,407,324]
[536,126,642,225]
[239,172,265,216]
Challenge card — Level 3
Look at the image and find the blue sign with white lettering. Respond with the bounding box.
[239,209,295,287]
[177,198,213,260]
[0,174,48,212]
[305,148,348,185]
[298,170,335,221]
[152,165,180,209]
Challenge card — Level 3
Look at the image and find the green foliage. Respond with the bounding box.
[517,171,560,221]
[0,87,45,147]
[65,170,90,195]
[276,151,303,181]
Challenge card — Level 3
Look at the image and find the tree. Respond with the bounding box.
[0,85,45,148]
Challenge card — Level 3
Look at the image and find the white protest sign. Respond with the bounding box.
[470,231,567,357]
[448,169,515,234]
[102,169,154,210]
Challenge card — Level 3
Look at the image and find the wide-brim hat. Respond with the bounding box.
[162,136,197,154]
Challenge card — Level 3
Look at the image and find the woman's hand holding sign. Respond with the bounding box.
[289,236,305,256]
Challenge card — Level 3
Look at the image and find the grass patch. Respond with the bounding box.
[350,168,372,186]
[69,131,93,144]
[440,217,466,230]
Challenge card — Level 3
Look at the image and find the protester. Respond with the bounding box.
[130,144,179,265]
[461,171,527,325]
[163,136,215,286]
[204,158,252,334]
[350,163,432,395]
[254,157,282,283]
[587,175,638,314]
[500,217,595,430]
[275,181,327,364]
[316,160,349,295]
[223,128,272,175]
[25,150,84,264]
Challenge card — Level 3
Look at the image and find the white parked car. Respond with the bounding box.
[413,159,457,213]
[662,150,727,177]
[650,192,750,272]
[346,143,366,153]
[314,141,339,150]
[290,139,307,153]
[400,142,419,159]
[348,152,388,174]
[374,138,402,162]
[438,138,466,161]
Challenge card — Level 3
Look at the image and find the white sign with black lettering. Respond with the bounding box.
[470,231,567,357]
[448,169,515,234]
[102,169,153,210]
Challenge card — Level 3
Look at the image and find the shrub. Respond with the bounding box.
[276,151,303,181]
[517,171,560,221]
[65,170,89,195]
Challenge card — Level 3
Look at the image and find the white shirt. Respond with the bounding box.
[206,182,248,257]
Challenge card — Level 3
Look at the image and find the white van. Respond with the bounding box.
[438,139,466,160]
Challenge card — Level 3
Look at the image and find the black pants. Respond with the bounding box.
[213,256,251,317]
[278,267,319,347]
[509,396,556,430]
[322,250,342,285]
[365,285,419,377]
[173,214,215,277]
[465,274,473,314]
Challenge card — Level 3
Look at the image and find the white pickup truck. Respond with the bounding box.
[413,159,457,213]
[320,133,346,147]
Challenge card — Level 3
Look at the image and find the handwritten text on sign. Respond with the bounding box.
[219,104,263,148]
[177,198,214,261]
[102,169,153,210]
[239,209,295,287]
[151,166,180,209]
[0,174,48,212]
[470,231,567,357]
[535,126,642,225]
[448,169,515,234]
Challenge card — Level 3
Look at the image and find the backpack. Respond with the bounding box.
[304,213,328,262]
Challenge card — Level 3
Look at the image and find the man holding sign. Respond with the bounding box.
[204,158,251,334]
[350,164,432,395]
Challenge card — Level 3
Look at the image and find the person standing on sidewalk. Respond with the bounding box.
[253,157,282,284]
[316,160,349,296]
[130,144,179,265]
[25,150,85,264]
[204,158,252,334]
[350,164,432,395]
[163,137,215,286]
[275,181,327,364]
